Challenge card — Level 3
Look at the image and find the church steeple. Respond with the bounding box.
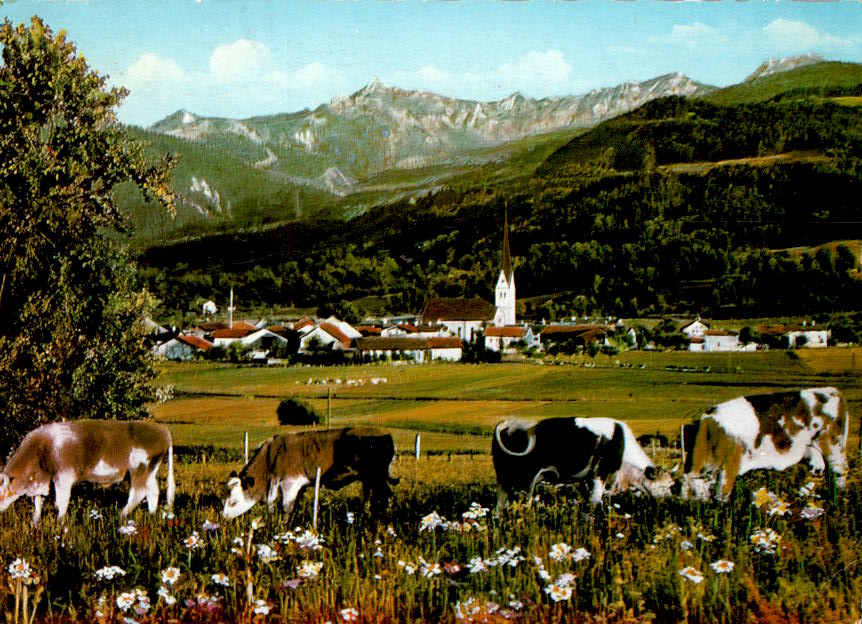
[501,207,513,284]
[494,206,516,327]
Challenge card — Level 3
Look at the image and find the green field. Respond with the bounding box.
[152,348,862,457]
[2,349,861,623]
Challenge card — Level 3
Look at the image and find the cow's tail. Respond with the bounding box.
[166,443,176,509]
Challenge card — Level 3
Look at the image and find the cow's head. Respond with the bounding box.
[222,471,258,519]
[0,473,21,512]
[643,471,675,498]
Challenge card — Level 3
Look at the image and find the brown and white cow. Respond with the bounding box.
[683,387,849,500]
[0,420,175,525]
[222,427,398,520]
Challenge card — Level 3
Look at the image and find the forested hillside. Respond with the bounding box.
[136,65,862,325]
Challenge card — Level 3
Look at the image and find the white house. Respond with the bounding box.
[154,334,214,361]
[484,326,536,353]
[681,319,709,339]
[703,330,739,352]
[427,337,464,361]
[213,327,288,353]
[299,322,354,353]
[785,327,830,348]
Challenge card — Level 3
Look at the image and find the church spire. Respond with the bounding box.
[501,206,513,284]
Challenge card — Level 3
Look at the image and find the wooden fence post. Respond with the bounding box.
[680,425,686,467]
[312,466,322,530]
[327,387,332,429]
[415,434,421,460]
[244,431,249,464]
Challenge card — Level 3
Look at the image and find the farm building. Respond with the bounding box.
[484,325,537,353]
[354,336,463,362]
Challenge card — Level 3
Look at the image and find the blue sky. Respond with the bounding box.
[3,1,861,127]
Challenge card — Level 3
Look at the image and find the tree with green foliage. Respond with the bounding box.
[0,18,175,456]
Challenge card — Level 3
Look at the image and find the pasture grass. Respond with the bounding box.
[2,349,861,622]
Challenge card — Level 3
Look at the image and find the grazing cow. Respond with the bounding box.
[222,427,398,519]
[683,387,848,500]
[0,420,175,526]
[492,417,669,512]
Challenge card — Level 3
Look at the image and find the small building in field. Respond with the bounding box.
[702,329,739,352]
[680,318,709,339]
[758,324,831,348]
[484,326,536,353]
[155,334,214,361]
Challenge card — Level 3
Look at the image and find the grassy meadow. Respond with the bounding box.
[2,348,861,623]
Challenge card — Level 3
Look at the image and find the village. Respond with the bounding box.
[148,218,833,364]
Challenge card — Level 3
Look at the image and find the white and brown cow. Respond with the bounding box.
[492,416,671,512]
[222,427,398,520]
[0,420,175,525]
[683,387,849,500]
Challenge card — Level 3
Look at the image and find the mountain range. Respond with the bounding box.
[125,55,855,242]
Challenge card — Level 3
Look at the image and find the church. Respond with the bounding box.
[421,211,533,351]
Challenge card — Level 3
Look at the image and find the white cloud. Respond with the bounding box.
[122,53,186,90]
[668,22,721,49]
[764,19,853,53]
[496,49,572,91]
[209,39,274,81]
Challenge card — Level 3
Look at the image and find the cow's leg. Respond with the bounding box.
[280,475,310,515]
[589,477,604,505]
[53,471,76,521]
[718,445,743,501]
[266,479,281,512]
[122,470,148,516]
[495,487,509,516]
[32,496,43,527]
[144,465,161,514]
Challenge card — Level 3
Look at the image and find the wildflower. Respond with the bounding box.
[572,547,591,563]
[549,542,572,561]
[697,532,716,543]
[455,597,481,620]
[397,560,417,575]
[161,510,175,520]
[467,556,487,574]
[293,529,325,551]
[373,546,384,559]
[678,566,705,584]
[281,578,302,589]
[768,500,791,516]
[251,517,264,530]
[750,527,781,555]
[420,511,446,532]
[118,521,138,536]
[116,592,137,612]
[253,600,272,615]
[420,561,442,578]
[556,572,576,587]
[183,531,203,549]
[340,607,360,622]
[444,562,461,575]
[161,567,181,585]
[256,543,280,563]
[202,519,220,531]
[8,558,32,581]
[509,598,524,611]
[544,583,573,602]
[297,560,323,579]
[95,595,108,618]
[801,506,825,521]
[680,540,694,552]
[711,560,735,574]
[88,509,103,521]
[752,487,775,509]
[346,511,355,525]
[157,586,177,605]
[386,525,397,538]
[95,565,126,581]
[799,481,819,498]
[462,502,489,520]
[211,573,230,587]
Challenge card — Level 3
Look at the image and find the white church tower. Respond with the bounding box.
[493,209,516,327]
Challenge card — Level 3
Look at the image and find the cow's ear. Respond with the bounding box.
[242,475,255,490]
[229,470,238,478]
